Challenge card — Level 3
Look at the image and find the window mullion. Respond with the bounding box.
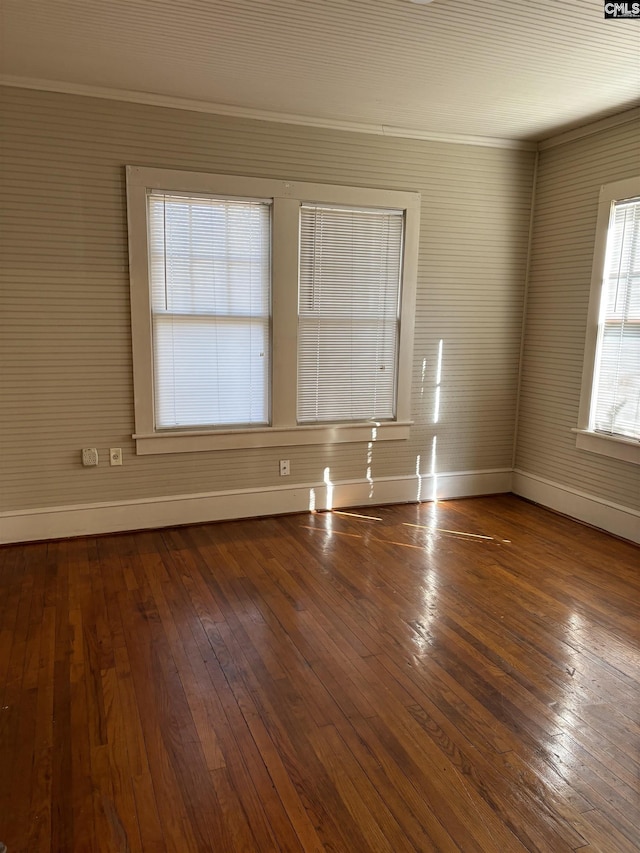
[271,196,300,428]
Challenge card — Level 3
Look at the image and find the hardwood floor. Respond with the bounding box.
[1,494,639,852]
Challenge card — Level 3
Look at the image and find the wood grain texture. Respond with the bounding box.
[0,495,638,852]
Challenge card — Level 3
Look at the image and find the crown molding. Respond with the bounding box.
[0,75,537,151]
[538,106,640,151]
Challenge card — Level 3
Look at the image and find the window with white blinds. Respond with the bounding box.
[591,197,640,440]
[147,192,271,429]
[298,205,403,423]
[126,167,419,454]
[576,176,640,465]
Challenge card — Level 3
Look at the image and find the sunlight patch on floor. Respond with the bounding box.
[403,522,511,544]
[300,526,429,551]
[332,510,383,522]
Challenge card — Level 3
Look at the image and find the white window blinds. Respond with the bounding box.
[147,192,271,429]
[297,204,404,424]
[592,197,640,440]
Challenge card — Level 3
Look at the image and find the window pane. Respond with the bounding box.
[153,317,269,428]
[148,193,271,429]
[592,198,640,440]
[298,205,403,423]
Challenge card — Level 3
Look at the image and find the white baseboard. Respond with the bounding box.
[0,469,512,544]
[4,469,636,545]
[513,470,640,544]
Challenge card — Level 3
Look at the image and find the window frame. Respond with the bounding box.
[575,175,640,465]
[126,166,420,455]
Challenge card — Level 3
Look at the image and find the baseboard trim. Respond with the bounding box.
[512,470,640,544]
[0,469,512,544]
[4,470,637,545]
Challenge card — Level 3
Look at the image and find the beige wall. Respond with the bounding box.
[515,118,640,511]
[0,87,534,516]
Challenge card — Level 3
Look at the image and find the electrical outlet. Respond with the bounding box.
[109,447,122,466]
[82,448,99,467]
[279,459,290,476]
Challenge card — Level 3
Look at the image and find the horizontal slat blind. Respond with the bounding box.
[593,197,640,439]
[148,192,271,429]
[297,204,403,424]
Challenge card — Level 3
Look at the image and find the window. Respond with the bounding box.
[126,167,420,454]
[297,204,404,424]
[148,192,271,429]
[576,176,640,465]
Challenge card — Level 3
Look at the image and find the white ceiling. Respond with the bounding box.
[1,0,639,143]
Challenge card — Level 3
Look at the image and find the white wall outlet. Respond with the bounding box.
[109,447,122,466]
[82,448,99,467]
[279,459,290,476]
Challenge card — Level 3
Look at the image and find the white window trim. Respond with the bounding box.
[575,175,640,466]
[126,166,420,455]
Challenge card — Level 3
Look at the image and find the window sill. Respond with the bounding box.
[134,421,412,455]
[573,429,640,465]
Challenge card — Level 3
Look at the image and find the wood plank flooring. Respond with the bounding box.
[0,494,639,852]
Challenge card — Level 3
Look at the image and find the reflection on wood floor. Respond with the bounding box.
[1,494,638,852]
